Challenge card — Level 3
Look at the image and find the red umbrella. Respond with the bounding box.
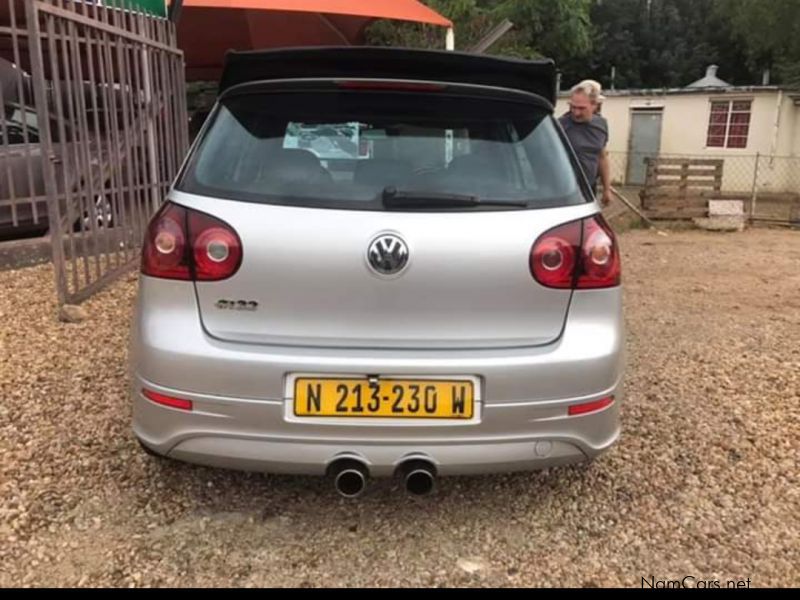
[173,0,454,81]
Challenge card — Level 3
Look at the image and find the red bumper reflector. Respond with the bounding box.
[568,396,615,416]
[142,389,193,411]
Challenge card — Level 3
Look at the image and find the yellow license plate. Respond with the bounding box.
[293,378,474,419]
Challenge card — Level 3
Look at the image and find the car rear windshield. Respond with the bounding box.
[178,88,586,210]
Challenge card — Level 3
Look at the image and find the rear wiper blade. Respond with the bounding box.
[381,187,528,209]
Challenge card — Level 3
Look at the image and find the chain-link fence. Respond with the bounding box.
[607,151,800,224]
[752,156,800,224]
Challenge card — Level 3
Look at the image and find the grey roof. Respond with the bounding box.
[556,63,800,98]
[557,86,791,98]
[687,65,732,88]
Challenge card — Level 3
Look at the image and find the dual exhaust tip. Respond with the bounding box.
[329,458,436,498]
[399,459,438,497]
[331,460,369,499]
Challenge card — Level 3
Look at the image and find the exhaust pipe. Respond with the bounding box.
[398,459,437,496]
[328,459,369,498]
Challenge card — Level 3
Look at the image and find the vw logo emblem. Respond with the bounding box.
[367,234,409,275]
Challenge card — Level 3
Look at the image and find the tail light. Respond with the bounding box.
[141,202,242,281]
[530,215,620,289]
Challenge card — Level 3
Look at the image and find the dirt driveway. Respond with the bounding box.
[1,228,798,587]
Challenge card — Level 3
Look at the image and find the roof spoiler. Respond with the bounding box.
[218,47,557,105]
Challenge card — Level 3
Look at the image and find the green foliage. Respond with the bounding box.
[717,0,800,86]
[559,0,756,89]
[365,0,592,59]
[365,0,800,89]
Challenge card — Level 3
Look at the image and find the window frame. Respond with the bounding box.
[706,99,752,150]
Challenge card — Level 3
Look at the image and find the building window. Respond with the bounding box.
[707,100,751,149]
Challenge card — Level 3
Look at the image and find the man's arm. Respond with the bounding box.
[598,147,612,207]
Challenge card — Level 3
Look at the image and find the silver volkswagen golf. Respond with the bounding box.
[131,47,624,497]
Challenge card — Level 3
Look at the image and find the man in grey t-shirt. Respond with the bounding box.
[558,82,611,207]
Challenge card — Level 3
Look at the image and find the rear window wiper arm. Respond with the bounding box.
[381,187,528,209]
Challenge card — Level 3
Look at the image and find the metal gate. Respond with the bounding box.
[20,0,187,305]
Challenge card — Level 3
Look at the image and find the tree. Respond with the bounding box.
[717,0,800,86]
[365,1,485,51]
[365,0,592,61]
[491,0,593,60]
[559,0,756,90]
[365,0,793,90]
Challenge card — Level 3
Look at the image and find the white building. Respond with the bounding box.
[556,66,800,193]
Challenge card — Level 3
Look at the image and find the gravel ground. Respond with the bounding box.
[1,228,798,588]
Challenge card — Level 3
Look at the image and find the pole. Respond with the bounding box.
[446,27,455,51]
[26,0,68,305]
[750,152,760,221]
[610,186,669,236]
[168,0,183,23]
[143,47,160,215]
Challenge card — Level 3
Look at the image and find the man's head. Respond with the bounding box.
[569,80,605,122]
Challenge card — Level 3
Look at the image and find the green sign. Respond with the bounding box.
[100,0,168,18]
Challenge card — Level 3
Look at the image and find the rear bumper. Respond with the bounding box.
[142,431,618,477]
[131,277,625,476]
[134,380,621,476]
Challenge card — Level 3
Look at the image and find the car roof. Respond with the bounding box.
[218,46,557,105]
